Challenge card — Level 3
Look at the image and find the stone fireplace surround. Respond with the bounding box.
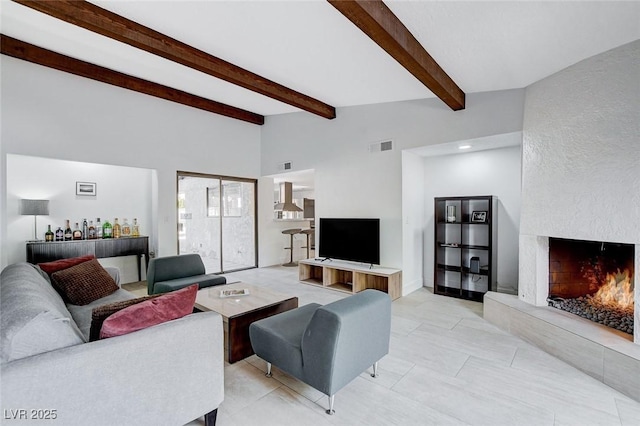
[484,40,640,401]
[484,235,640,402]
[517,237,639,344]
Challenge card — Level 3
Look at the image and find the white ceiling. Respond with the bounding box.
[409,131,522,157]
[2,0,639,118]
[271,169,316,191]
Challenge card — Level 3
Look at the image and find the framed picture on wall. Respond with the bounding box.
[471,211,487,223]
[76,181,96,196]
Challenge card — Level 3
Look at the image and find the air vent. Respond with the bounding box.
[369,140,394,153]
[277,161,293,171]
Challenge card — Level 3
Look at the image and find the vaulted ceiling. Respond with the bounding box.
[2,1,639,125]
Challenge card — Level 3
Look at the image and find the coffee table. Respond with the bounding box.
[195,282,298,363]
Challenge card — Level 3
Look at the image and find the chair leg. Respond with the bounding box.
[371,361,379,378]
[283,233,298,267]
[265,362,272,378]
[289,234,294,264]
[204,409,218,426]
[326,395,335,415]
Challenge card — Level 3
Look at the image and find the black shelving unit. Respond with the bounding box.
[434,196,497,302]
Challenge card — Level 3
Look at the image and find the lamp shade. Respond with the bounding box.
[20,199,50,216]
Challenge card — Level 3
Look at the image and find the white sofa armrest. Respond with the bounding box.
[1,311,224,426]
[103,266,121,286]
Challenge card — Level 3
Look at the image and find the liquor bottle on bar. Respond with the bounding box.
[72,223,82,240]
[113,218,121,239]
[132,218,140,237]
[102,219,112,239]
[95,218,103,239]
[45,225,54,242]
[64,220,73,241]
[88,220,97,239]
[55,226,64,242]
[121,218,131,237]
[82,219,89,240]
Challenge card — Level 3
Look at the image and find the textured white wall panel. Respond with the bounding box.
[520,40,639,342]
[518,235,549,306]
[521,40,640,244]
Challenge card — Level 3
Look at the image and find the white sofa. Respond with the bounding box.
[1,262,224,426]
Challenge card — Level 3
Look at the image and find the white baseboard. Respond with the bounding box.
[402,278,424,296]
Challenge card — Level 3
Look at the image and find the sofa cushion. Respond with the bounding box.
[38,254,95,276]
[152,274,226,295]
[51,259,119,306]
[7,311,84,362]
[1,263,83,364]
[100,284,198,339]
[67,289,137,341]
[89,295,160,342]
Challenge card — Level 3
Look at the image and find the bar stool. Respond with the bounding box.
[282,228,302,267]
[300,228,315,260]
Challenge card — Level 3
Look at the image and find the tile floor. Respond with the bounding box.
[130,265,640,425]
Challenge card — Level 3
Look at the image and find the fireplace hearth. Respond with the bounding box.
[548,238,634,335]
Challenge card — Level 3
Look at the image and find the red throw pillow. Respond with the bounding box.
[38,255,95,276]
[99,284,198,339]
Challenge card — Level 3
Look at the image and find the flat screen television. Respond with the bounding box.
[319,218,380,265]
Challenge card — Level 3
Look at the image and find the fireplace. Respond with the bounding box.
[547,238,634,335]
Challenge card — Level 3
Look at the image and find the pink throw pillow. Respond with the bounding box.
[89,295,160,342]
[99,284,198,339]
[38,255,95,276]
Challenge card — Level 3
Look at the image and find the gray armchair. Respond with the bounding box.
[147,254,226,295]
[249,289,391,414]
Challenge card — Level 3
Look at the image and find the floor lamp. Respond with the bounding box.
[20,199,50,241]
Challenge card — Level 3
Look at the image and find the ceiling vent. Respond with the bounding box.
[277,161,293,171]
[369,140,394,153]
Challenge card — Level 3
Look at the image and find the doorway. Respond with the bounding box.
[177,171,257,273]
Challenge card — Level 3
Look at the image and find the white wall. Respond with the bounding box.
[519,40,640,310]
[421,141,522,292]
[260,90,525,280]
[1,52,528,289]
[1,55,261,268]
[6,154,154,282]
[401,150,426,295]
[257,177,312,267]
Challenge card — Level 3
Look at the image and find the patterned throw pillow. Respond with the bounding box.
[51,259,119,306]
[38,255,95,276]
[89,295,159,342]
[99,284,198,339]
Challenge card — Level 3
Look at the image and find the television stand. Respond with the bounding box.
[298,259,401,300]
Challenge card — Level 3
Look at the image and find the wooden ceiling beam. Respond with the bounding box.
[328,0,465,111]
[1,35,265,125]
[13,0,336,119]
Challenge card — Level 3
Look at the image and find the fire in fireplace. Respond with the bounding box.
[547,238,634,335]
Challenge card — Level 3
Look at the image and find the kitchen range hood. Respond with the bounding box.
[274,182,302,212]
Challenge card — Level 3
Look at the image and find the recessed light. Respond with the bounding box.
[458,145,472,150]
